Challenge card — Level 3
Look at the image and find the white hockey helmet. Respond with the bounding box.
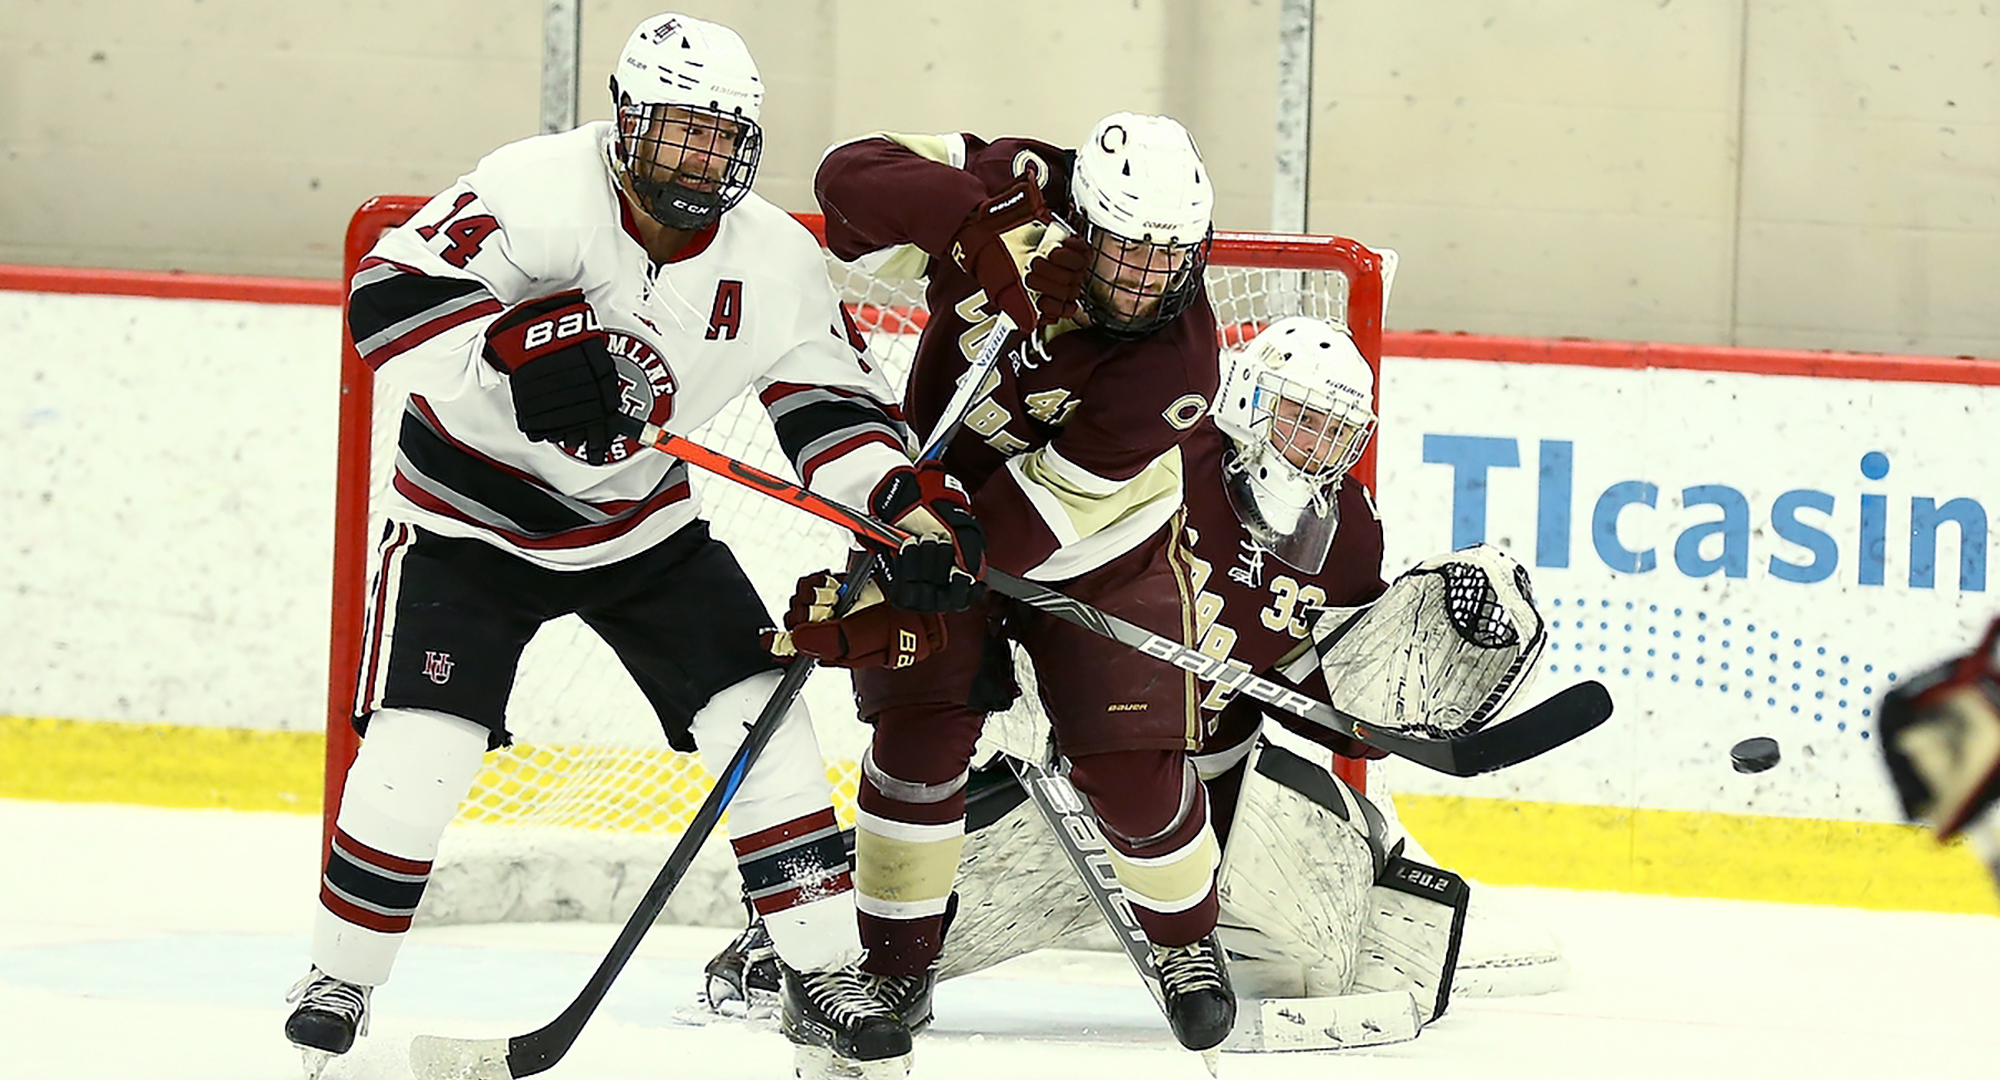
[1213,316,1377,573]
[609,14,764,230]
[1068,112,1214,338]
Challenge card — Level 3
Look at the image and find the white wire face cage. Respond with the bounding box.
[613,98,762,230]
[1251,370,1377,483]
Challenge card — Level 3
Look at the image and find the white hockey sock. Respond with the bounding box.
[312,707,488,986]
[691,671,861,972]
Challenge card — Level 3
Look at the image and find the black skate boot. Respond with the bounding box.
[1152,933,1236,1051]
[873,967,936,1034]
[780,961,915,1079]
[284,967,372,1077]
[704,913,781,1014]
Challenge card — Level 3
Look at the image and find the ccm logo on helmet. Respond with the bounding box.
[522,309,602,351]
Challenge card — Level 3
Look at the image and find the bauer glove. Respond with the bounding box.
[762,571,948,670]
[867,463,987,613]
[1023,229,1092,326]
[949,177,1050,334]
[483,290,624,465]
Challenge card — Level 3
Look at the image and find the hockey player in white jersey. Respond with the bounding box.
[283,13,983,1079]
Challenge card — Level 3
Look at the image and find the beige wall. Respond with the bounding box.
[2,0,1994,356]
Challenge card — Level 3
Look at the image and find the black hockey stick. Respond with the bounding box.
[407,557,876,1080]
[623,424,1612,777]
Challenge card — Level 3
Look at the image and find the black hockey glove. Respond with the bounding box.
[482,290,623,465]
[867,463,987,613]
[1879,616,2000,841]
[949,177,1049,334]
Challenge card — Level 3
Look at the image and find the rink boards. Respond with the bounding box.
[1,277,1996,914]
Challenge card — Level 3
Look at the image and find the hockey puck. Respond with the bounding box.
[1730,736,1781,774]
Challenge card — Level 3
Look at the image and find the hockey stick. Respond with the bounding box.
[920,311,1015,460]
[408,318,1017,1077]
[619,423,1611,777]
[407,557,876,1080]
[1003,753,1425,1059]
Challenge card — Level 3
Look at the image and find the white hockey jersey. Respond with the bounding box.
[347,121,911,569]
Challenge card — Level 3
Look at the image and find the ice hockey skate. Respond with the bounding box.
[779,961,916,1079]
[1152,933,1236,1051]
[283,967,372,1078]
[704,914,782,1016]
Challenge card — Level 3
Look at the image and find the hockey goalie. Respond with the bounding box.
[721,317,1568,1051]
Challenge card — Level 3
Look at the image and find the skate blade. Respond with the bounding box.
[408,1034,513,1080]
[299,1048,332,1080]
[792,1044,913,1080]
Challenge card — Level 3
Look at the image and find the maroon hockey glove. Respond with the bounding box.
[867,463,987,613]
[483,290,623,465]
[1023,232,1092,325]
[949,177,1048,334]
[762,572,948,669]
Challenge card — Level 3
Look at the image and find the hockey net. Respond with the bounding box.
[326,195,1386,926]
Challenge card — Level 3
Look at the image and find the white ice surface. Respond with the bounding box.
[2,798,1995,1080]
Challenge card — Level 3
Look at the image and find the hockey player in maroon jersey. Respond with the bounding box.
[282,14,981,1080]
[746,316,1553,1047]
[808,112,1238,1051]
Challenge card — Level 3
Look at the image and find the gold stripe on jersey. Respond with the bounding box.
[1012,443,1184,545]
[1105,827,1220,914]
[853,810,965,908]
[879,132,964,167]
[1162,509,1203,749]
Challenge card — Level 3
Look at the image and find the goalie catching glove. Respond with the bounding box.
[482,290,624,465]
[867,462,987,612]
[764,571,948,670]
[1313,543,1546,739]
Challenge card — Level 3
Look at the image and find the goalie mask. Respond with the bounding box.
[1069,112,1214,339]
[609,14,764,231]
[1213,316,1378,574]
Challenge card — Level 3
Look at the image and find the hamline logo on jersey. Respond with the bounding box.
[572,331,678,464]
[1422,435,1990,591]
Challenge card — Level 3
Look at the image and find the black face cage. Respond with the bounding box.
[1075,222,1212,339]
[614,97,762,231]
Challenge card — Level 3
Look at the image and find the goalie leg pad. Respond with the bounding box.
[1214,725,1385,994]
[1351,855,1469,1021]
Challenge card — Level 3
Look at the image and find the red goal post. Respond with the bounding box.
[323,194,1387,873]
